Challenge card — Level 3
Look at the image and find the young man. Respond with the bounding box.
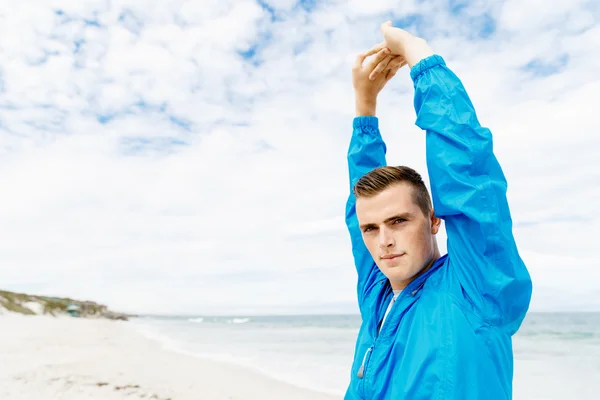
[344,22,533,399]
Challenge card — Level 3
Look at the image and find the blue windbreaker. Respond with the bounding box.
[344,55,533,399]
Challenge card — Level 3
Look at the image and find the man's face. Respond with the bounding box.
[355,183,440,289]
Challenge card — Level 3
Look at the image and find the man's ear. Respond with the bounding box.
[430,209,441,234]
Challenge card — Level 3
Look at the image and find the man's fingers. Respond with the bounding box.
[354,42,391,71]
[353,52,368,70]
[385,60,406,80]
[385,66,399,80]
[365,48,391,73]
[369,55,405,81]
[363,41,387,58]
[381,20,393,31]
[385,56,406,70]
[369,55,394,80]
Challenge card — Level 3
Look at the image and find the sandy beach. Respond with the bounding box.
[0,313,338,400]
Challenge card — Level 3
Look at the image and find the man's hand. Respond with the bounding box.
[352,47,407,116]
[368,21,435,81]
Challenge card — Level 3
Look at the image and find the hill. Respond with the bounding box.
[0,289,132,320]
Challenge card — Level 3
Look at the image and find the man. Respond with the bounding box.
[344,22,533,399]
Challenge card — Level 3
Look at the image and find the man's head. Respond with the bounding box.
[354,166,441,290]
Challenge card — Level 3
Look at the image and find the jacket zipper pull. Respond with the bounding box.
[357,347,372,378]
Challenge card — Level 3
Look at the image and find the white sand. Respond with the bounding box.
[0,313,338,400]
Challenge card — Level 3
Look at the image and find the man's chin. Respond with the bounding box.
[384,267,421,284]
[385,270,412,281]
[382,260,406,270]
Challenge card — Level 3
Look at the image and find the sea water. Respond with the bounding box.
[131,312,600,399]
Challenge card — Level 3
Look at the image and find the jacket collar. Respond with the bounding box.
[377,253,448,296]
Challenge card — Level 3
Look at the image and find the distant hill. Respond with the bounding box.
[0,289,133,321]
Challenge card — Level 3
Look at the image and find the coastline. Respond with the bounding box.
[0,313,338,399]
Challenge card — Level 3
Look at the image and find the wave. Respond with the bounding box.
[229,318,250,324]
[181,317,251,324]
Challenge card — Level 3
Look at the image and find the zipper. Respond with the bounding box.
[356,346,372,378]
[355,256,448,397]
[371,280,392,335]
[358,345,373,399]
[375,278,425,338]
[357,280,392,400]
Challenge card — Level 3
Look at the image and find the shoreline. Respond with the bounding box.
[131,320,346,397]
[0,313,339,399]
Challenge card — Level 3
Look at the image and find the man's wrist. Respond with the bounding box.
[405,39,435,68]
[409,54,445,82]
[406,50,435,68]
[353,115,379,130]
[355,96,377,116]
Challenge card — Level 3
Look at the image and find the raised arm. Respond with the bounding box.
[346,48,407,311]
[377,22,532,332]
[410,55,532,331]
[345,117,386,308]
[411,56,532,331]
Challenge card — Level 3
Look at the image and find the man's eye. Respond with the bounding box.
[394,218,406,224]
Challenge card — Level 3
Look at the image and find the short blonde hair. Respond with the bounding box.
[353,166,433,217]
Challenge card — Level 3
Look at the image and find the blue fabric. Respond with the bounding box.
[344,55,533,399]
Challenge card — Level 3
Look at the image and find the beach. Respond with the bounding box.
[2,312,599,399]
[0,313,337,400]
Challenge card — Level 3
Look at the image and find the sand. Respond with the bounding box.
[0,313,339,399]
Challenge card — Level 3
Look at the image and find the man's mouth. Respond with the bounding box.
[381,253,404,260]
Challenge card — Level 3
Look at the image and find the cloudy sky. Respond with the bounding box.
[0,0,598,316]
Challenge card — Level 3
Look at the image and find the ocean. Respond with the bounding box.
[131,312,600,399]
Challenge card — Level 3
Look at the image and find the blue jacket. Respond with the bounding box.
[344,55,533,399]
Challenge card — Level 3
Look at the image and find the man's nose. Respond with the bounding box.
[378,227,395,248]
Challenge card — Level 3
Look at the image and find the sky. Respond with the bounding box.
[0,0,598,316]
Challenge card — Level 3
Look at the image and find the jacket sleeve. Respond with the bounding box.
[345,116,387,311]
[410,55,533,332]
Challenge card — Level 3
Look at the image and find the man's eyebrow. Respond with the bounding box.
[359,222,377,230]
[383,213,412,223]
[359,213,412,230]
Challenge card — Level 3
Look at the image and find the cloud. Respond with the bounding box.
[0,0,597,315]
